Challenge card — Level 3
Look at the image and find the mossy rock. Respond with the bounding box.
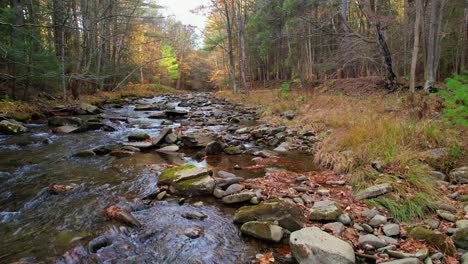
[240,221,284,242]
[234,199,305,231]
[408,226,457,256]
[12,114,31,122]
[453,228,468,250]
[158,164,196,185]
[0,120,28,135]
[224,146,243,155]
[309,200,342,222]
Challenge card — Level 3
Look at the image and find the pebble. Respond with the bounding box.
[436,210,456,222]
[192,201,204,207]
[361,209,379,218]
[323,222,345,235]
[353,223,364,232]
[301,194,314,204]
[382,223,400,237]
[362,223,374,233]
[156,191,167,200]
[317,189,330,196]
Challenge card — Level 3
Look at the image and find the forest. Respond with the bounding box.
[0,0,467,99]
[0,1,467,264]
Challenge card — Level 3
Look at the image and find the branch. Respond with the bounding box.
[112,57,168,91]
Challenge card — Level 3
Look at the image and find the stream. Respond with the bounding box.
[0,93,317,263]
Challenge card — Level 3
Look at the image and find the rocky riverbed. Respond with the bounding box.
[0,93,467,264]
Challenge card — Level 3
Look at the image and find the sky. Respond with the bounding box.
[157,0,210,31]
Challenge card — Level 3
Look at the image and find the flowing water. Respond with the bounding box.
[0,94,316,263]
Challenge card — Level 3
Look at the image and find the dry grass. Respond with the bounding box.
[219,86,465,221]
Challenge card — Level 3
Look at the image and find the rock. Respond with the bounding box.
[453,228,468,250]
[165,133,178,144]
[359,234,387,249]
[383,224,400,237]
[123,141,153,149]
[217,170,237,178]
[164,110,188,118]
[369,215,387,227]
[156,191,167,200]
[317,189,331,196]
[361,209,379,219]
[449,166,468,184]
[73,150,96,157]
[338,214,352,225]
[192,201,204,207]
[274,142,291,153]
[309,200,342,222]
[48,116,84,127]
[282,110,296,120]
[380,258,419,264]
[53,125,79,134]
[420,148,449,169]
[290,227,355,264]
[293,197,304,205]
[92,146,112,155]
[222,192,255,204]
[128,133,150,142]
[408,226,457,256]
[134,103,163,111]
[456,220,468,229]
[215,177,244,189]
[0,120,28,134]
[205,141,224,155]
[183,227,204,238]
[148,112,166,119]
[250,197,260,204]
[323,222,345,235]
[371,160,384,173]
[354,184,393,200]
[301,194,314,204]
[158,165,215,196]
[48,184,76,195]
[240,221,284,242]
[182,211,207,220]
[75,103,100,114]
[156,145,179,153]
[109,150,135,157]
[224,146,243,155]
[386,250,415,259]
[362,224,374,233]
[253,150,277,158]
[461,252,468,264]
[234,199,305,231]
[430,171,448,181]
[353,223,364,232]
[104,206,141,227]
[436,210,455,222]
[152,127,172,146]
[181,129,218,148]
[224,183,244,196]
[379,235,397,244]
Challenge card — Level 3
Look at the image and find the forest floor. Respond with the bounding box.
[219,78,467,223]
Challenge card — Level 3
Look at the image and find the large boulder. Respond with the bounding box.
[234,199,305,231]
[408,226,457,256]
[240,221,284,242]
[180,129,219,148]
[290,227,355,264]
[158,165,215,196]
[449,166,468,184]
[0,120,28,135]
[354,183,392,200]
[309,200,342,222]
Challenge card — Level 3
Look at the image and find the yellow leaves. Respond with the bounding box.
[256,252,274,264]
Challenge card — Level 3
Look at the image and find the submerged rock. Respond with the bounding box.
[0,119,28,135]
[234,199,305,231]
[240,221,284,242]
[290,227,355,264]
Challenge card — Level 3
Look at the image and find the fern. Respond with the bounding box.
[438,70,468,126]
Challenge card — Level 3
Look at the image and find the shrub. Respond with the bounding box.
[438,70,467,126]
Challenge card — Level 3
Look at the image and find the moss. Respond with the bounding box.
[224,146,242,155]
[158,164,195,185]
[13,114,31,122]
[408,226,457,256]
[175,175,207,189]
[240,221,274,240]
[453,228,468,250]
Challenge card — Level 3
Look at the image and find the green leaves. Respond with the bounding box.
[438,70,468,126]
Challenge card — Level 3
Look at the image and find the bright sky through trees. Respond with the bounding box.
[158,0,209,30]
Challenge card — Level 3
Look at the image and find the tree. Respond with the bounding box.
[410,0,422,93]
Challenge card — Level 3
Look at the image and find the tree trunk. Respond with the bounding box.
[424,0,438,93]
[410,0,422,93]
[223,0,237,94]
[376,22,398,91]
[237,0,248,94]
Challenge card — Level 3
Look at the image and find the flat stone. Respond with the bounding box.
[53,125,79,134]
[215,177,244,189]
[309,200,342,222]
[217,170,237,178]
[124,141,153,149]
[223,183,244,196]
[359,234,387,249]
[222,192,255,204]
[383,223,400,237]
[156,145,179,153]
[379,235,398,244]
[354,184,392,200]
[240,221,284,242]
[173,167,211,183]
[290,227,355,264]
[369,215,387,227]
[152,127,172,146]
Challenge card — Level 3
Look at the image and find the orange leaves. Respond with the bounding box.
[256,252,274,264]
[104,206,124,220]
